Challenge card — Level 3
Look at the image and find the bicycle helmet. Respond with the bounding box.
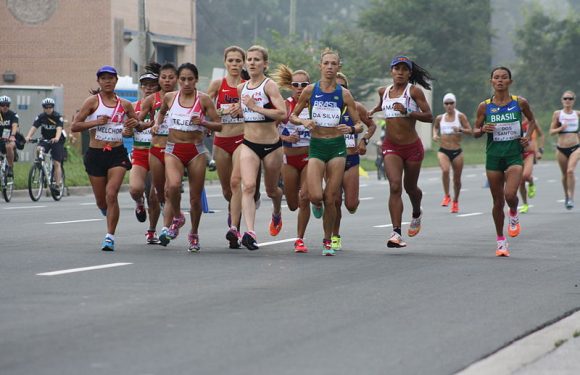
[42,97,55,107]
[0,95,11,105]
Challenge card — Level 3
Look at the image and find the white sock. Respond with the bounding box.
[106,233,115,241]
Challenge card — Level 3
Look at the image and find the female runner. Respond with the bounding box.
[230,45,286,251]
[272,64,312,253]
[474,66,537,256]
[129,72,161,243]
[432,93,472,213]
[71,66,139,251]
[331,72,377,251]
[518,116,544,213]
[549,90,579,210]
[290,48,363,256]
[155,63,222,252]
[369,56,433,249]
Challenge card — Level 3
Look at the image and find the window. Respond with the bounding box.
[156,44,177,65]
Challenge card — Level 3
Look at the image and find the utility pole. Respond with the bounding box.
[138,0,149,74]
[289,0,296,35]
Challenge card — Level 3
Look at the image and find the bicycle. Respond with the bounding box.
[0,141,15,202]
[28,139,66,201]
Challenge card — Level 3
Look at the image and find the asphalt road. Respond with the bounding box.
[1,161,579,375]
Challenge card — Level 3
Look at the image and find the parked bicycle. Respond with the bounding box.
[0,142,14,202]
[28,139,65,201]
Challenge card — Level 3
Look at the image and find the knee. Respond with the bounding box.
[242,182,256,195]
[441,168,450,176]
[566,169,575,178]
[265,185,280,199]
[389,182,402,196]
[105,189,119,203]
[230,176,241,190]
[189,196,201,210]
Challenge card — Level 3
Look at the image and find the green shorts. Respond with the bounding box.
[309,136,347,163]
[485,153,523,172]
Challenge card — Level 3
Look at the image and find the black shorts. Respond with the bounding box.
[42,140,65,163]
[0,140,13,155]
[84,145,132,177]
[438,147,463,162]
[243,138,282,160]
[557,144,580,158]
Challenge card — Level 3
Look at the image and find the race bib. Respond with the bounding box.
[344,133,357,148]
[170,112,204,132]
[220,103,243,124]
[440,122,456,135]
[311,106,341,127]
[2,128,10,139]
[382,97,410,119]
[493,121,521,142]
[134,127,152,143]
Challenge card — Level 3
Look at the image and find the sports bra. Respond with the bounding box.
[86,93,125,142]
[558,110,579,134]
[241,78,275,123]
[440,110,462,135]
[381,83,418,119]
[167,91,205,133]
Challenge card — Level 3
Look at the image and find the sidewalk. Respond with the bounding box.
[458,309,580,374]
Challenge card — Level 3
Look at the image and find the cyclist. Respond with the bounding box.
[0,95,19,177]
[25,98,65,195]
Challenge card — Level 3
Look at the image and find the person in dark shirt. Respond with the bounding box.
[25,98,65,193]
[0,95,19,176]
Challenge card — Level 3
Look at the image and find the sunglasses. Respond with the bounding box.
[43,105,54,109]
[562,97,575,101]
[0,104,9,107]
[444,102,455,105]
[291,82,309,88]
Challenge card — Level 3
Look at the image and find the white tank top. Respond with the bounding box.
[167,91,205,133]
[558,110,579,133]
[241,78,275,123]
[86,94,125,142]
[381,83,418,119]
[440,110,462,135]
[280,97,310,148]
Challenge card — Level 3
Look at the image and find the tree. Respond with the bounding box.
[513,6,580,113]
[359,0,492,117]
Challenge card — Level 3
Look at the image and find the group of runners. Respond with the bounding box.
[63,45,579,257]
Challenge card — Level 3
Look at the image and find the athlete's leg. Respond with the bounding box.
[229,146,243,229]
[451,153,464,203]
[557,150,569,199]
[104,167,128,235]
[297,166,310,239]
[384,154,404,228]
[487,170,506,237]
[403,160,423,217]
[343,162,360,214]
[146,173,161,230]
[129,164,148,203]
[566,149,580,201]
[149,152,166,207]
[437,151,451,198]
[239,145,261,232]
[186,153,207,235]
[322,157,346,240]
[88,175,107,214]
[307,158,326,209]
[263,147,284,218]
[504,165,522,213]
[164,154,185,222]
[282,163,301,212]
[214,145,233,204]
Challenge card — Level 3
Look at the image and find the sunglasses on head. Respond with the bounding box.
[444,102,455,105]
[563,97,575,101]
[291,82,309,88]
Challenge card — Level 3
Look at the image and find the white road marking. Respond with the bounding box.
[457,212,483,217]
[547,179,556,183]
[46,218,104,225]
[557,199,565,203]
[359,184,369,188]
[37,262,133,276]
[466,174,477,178]
[374,221,410,228]
[80,202,96,206]
[3,205,46,210]
[206,194,224,198]
[460,188,469,192]
[359,197,374,201]
[258,238,297,246]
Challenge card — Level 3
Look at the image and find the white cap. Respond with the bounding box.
[443,93,456,104]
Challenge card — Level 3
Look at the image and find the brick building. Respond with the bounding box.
[0,0,196,122]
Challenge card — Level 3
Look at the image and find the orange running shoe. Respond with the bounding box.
[440,195,451,207]
[495,239,510,257]
[269,213,282,236]
[407,211,422,237]
[507,211,521,237]
[294,238,308,253]
[450,201,459,213]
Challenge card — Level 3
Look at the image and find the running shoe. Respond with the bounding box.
[407,211,422,237]
[331,235,342,251]
[387,232,407,248]
[528,184,536,198]
[101,236,115,251]
[450,201,459,213]
[188,233,200,253]
[507,211,521,237]
[294,238,308,253]
[226,227,241,249]
[99,207,107,217]
[241,231,259,250]
[495,239,510,257]
[159,227,171,247]
[269,213,282,236]
[565,198,574,210]
[311,203,323,219]
[50,185,60,197]
[146,230,160,244]
[518,203,529,214]
[135,198,147,222]
[167,212,186,239]
[440,195,451,207]
[322,239,335,256]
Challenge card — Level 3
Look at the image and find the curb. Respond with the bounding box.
[457,309,580,375]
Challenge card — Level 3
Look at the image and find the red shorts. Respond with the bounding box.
[132,148,150,170]
[214,134,244,155]
[164,142,207,166]
[284,153,309,171]
[382,138,424,162]
[149,146,165,165]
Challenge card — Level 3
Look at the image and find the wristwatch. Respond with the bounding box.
[362,138,369,145]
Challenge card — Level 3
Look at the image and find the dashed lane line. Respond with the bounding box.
[37,262,133,276]
[46,218,104,225]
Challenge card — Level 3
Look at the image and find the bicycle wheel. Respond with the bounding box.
[28,163,44,201]
[2,172,14,202]
[50,166,65,201]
